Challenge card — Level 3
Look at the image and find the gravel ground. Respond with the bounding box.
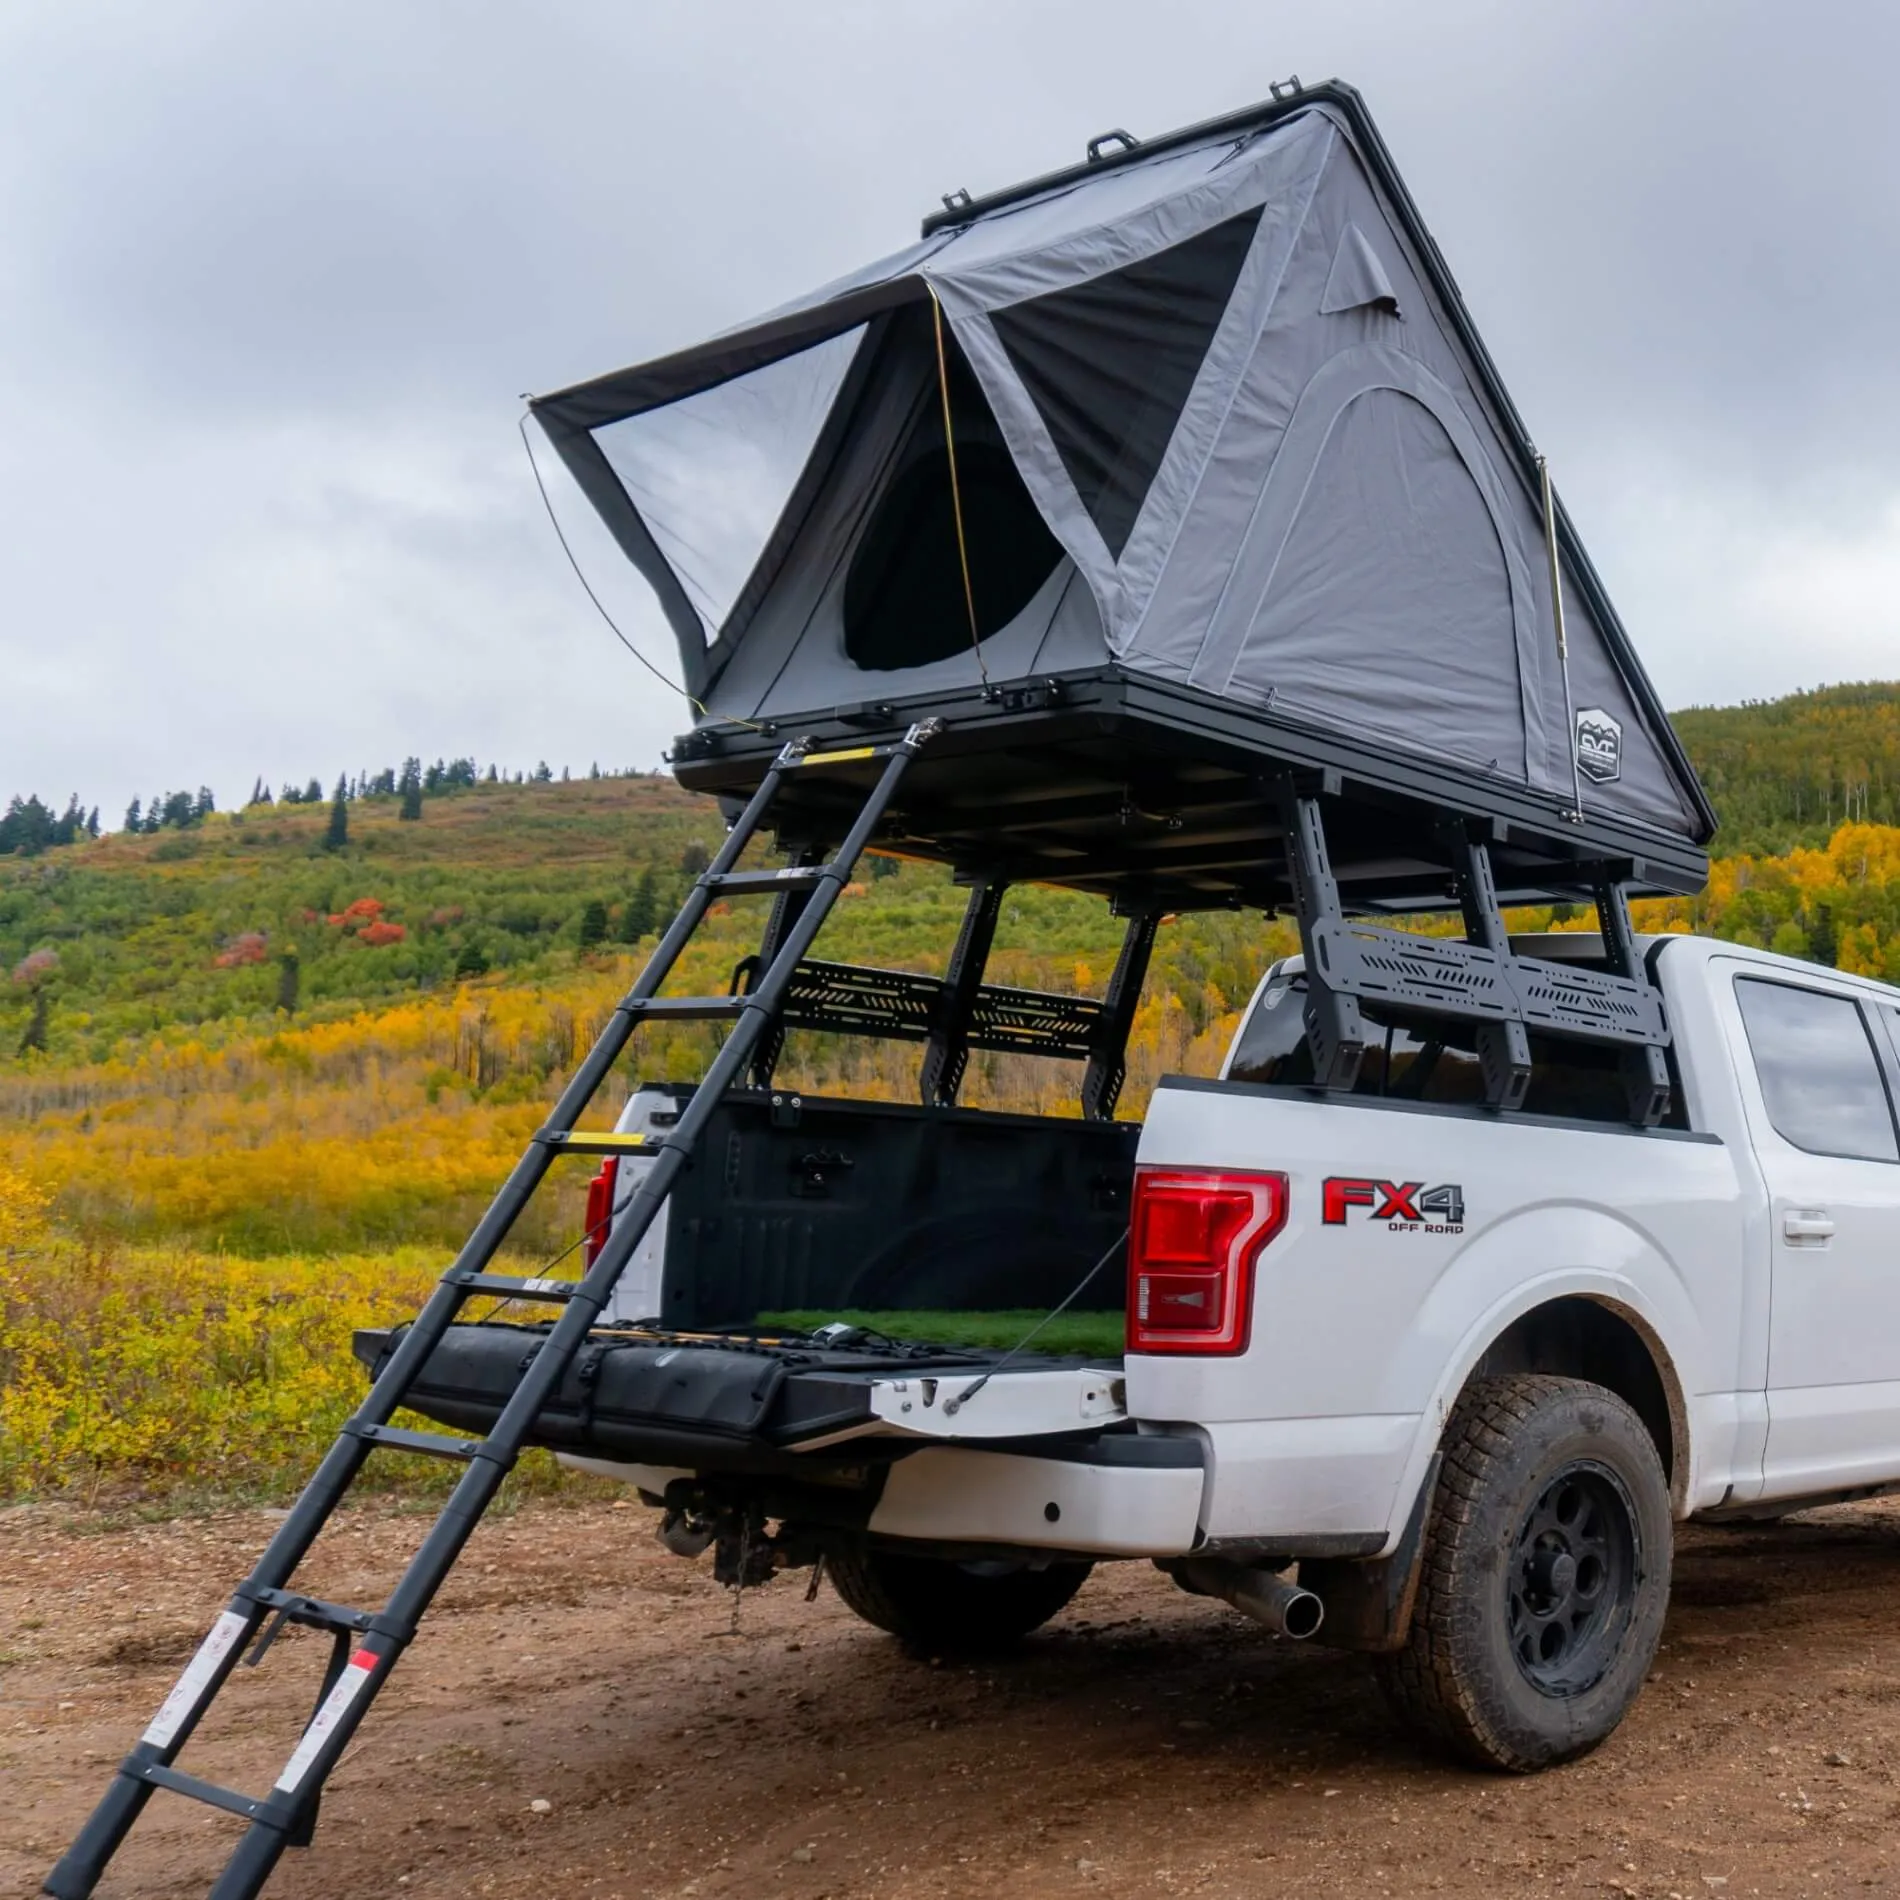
[10,1492,1900,1899]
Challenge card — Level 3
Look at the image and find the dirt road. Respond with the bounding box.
[9,1491,1900,1899]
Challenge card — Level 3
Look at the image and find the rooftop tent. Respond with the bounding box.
[531,81,1714,895]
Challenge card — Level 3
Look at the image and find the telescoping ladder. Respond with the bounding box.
[45,722,941,1900]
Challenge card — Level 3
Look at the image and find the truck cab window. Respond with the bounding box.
[1736,976,1899,1163]
[1229,974,1487,1104]
[1231,971,1669,1125]
[1227,971,1310,1082]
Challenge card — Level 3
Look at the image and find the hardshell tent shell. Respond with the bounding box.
[533,82,1713,900]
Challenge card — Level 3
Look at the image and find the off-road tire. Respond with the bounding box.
[826,1544,1091,1652]
[1379,1373,1671,1771]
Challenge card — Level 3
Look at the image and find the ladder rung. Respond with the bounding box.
[347,1422,486,1461]
[628,995,749,1021]
[452,1272,578,1304]
[137,1762,266,1821]
[537,1129,657,1154]
[702,866,828,893]
[246,1588,377,1636]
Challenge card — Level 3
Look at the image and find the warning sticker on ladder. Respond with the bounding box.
[274,1649,379,1793]
[141,1610,250,1749]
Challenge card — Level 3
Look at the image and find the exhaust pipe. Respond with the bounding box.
[1175,1559,1325,1640]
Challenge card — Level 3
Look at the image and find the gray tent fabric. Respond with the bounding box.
[1320,223,1400,315]
[531,85,1710,847]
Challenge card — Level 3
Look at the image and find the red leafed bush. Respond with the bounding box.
[356,920,407,947]
[326,897,386,930]
[10,947,59,987]
[213,932,270,968]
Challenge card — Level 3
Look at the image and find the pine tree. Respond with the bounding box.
[453,939,490,979]
[193,786,216,822]
[324,775,349,851]
[275,950,300,1014]
[621,867,659,942]
[124,797,141,832]
[397,757,423,821]
[303,778,322,805]
[578,899,608,949]
[679,840,712,876]
[86,807,100,839]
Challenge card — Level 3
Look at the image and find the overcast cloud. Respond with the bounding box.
[2,0,1897,820]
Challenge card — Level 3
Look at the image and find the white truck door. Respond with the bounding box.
[1730,971,1900,1498]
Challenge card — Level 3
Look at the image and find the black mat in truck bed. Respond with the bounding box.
[352,1321,1105,1474]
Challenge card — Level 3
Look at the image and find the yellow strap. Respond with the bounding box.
[801,745,878,767]
[929,290,990,687]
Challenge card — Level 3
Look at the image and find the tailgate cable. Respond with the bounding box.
[942,1228,1129,1417]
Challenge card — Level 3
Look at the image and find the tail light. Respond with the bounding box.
[1127,1167,1286,1355]
[582,1157,620,1267]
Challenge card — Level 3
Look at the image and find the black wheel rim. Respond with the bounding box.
[1507,1459,1641,1697]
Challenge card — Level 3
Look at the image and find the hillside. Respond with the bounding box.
[10,686,1900,1255]
[0,773,1267,1069]
[1673,680,1900,855]
[0,773,726,1055]
[0,773,1265,1251]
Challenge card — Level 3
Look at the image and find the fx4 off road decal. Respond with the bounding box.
[1322,1177,1465,1233]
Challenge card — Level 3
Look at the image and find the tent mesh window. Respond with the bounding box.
[594,325,867,637]
[843,333,1063,671]
[991,207,1263,557]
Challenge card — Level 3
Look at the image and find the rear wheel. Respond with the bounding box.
[827,1544,1091,1652]
[1379,1373,1671,1771]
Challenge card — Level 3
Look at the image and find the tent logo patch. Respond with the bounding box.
[1575,708,1622,784]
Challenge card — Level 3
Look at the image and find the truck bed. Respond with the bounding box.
[625,1087,1136,1331]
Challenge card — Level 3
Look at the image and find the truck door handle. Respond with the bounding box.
[1783,1211,1836,1245]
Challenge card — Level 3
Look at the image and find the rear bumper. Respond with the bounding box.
[563,1432,1207,1559]
[867,1438,1204,1556]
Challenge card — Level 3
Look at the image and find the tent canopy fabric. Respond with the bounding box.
[531,82,1713,848]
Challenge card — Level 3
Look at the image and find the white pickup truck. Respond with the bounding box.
[374,925,1900,1774]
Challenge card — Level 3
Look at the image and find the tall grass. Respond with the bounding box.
[0,1167,586,1500]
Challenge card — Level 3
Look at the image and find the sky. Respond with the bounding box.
[3,0,1898,822]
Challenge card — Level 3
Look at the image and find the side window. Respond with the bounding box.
[1735,977,1899,1163]
[1227,972,1310,1084]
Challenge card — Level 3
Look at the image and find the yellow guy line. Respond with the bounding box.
[928,287,991,688]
